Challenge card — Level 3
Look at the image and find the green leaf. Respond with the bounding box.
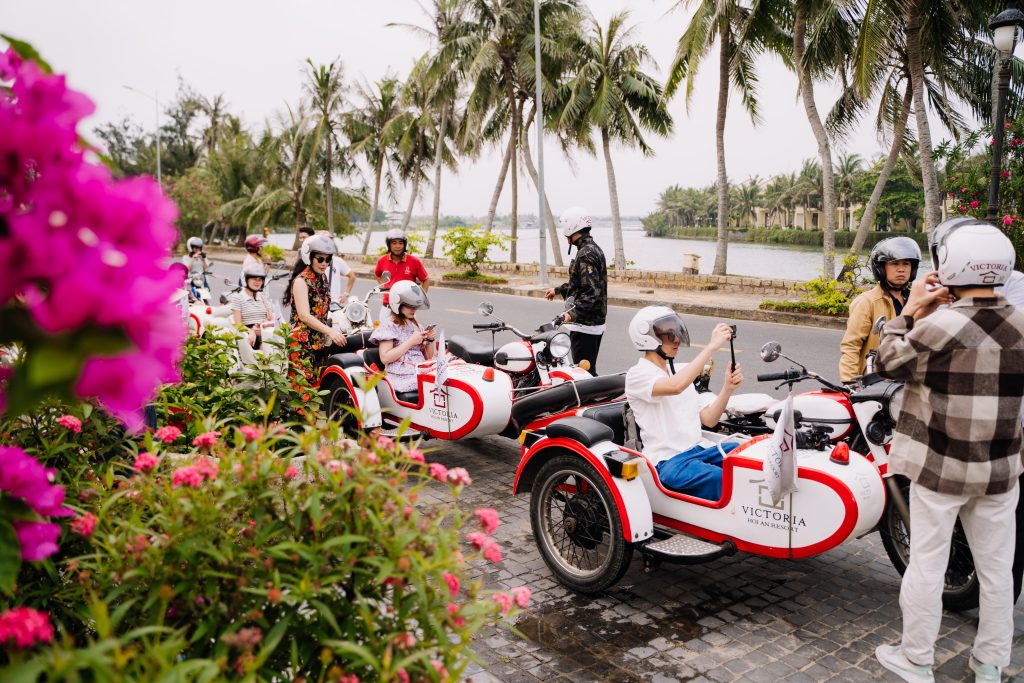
[0,519,22,595]
[26,345,82,389]
[0,658,48,683]
[0,34,53,73]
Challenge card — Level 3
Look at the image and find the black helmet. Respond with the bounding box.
[869,236,921,286]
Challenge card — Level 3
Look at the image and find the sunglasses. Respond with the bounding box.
[312,255,332,264]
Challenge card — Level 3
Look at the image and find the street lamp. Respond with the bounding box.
[986,1,1024,224]
[123,85,162,186]
[534,0,548,286]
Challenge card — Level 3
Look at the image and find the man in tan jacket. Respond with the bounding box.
[838,236,921,383]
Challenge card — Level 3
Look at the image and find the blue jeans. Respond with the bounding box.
[656,442,740,501]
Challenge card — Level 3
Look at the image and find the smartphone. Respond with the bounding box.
[424,324,437,331]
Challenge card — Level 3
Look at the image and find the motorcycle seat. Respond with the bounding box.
[363,347,383,370]
[580,402,628,446]
[546,416,615,448]
[448,335,494,367]
[396,391,419,405]
[326,352,365,370]
[725,393,777,417]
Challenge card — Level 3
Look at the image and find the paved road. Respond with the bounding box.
[209,263,844,399]
[209,263,1024,681]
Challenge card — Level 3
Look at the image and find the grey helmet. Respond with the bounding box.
[869,236,921,286]
[300,234,338,265]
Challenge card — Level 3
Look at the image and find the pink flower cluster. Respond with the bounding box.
[0,606,53,649]
[133,452,159,473]
[171,457,219,489]
[467,531,502,563]
[154,425,182,443]
[0,446,72,561]
[70,512,97,537]
[474,507,500,535]
[57,414,82,433]
[191,431,220,449]
[0,48,184,430]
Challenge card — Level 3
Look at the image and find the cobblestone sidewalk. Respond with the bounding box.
[424,436,1024,682]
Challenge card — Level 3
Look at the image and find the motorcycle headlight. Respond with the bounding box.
[548,332,571,360]
[344,300,367,323]
[191,274,204,286]
[887,384,905,422]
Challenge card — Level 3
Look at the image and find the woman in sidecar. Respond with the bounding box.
[369,280,436,403]
[624,306,744,500]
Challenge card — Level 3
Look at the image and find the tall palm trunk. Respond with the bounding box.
[401,136,426,231]
[324,139,335,235]
[601,128,626,270]
[794,7,838,278]
[840,87,914,277]
[484,131,515,232]
[426,102,449,258]
[905,0,941,230]
[361,158,384,254]
[712,23,730,276]
[521,106,563,267]
[510,109,519,264]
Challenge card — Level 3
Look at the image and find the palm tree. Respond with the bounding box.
[795,158,822,229]
[666,0,776,275]
[304,58,346,237]
[733,176,761,228]
[392,59,436,232]
[198,93,228,157]
[557,11,672,270]
[346,77,404,255]
[833,152,864,230]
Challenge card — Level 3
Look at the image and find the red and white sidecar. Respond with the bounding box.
[513,400,886,593]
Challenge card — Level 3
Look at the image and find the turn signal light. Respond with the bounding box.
[482,367,495,382]
[579,359,591,372]
[830,442,850,465]
[206,307,212,314]
[621,460,640,481]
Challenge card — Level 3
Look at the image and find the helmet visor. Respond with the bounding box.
[651,314,689,347]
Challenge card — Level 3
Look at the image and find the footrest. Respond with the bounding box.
[640,534,735,565]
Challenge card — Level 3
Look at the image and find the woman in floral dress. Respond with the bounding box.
[287,234,346,384]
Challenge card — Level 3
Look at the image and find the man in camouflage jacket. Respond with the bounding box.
[545,207,607,375]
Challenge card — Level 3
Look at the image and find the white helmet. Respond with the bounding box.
[559,207,592,240]
[300,234,338,265]
[388,280,430,315]
[929,218,1016,287]
[242,262,267,290]
[186,236,204,251]
[628,306,690,351]
[385,228,407,247]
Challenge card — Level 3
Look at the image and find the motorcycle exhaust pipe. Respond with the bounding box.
[885,476,911,529]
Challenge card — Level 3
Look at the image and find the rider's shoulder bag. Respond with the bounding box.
[623,402,643,453]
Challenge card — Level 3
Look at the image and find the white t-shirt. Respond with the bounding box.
[998,270,1024,309]
[329,256,353,302]
[625,357,703,464]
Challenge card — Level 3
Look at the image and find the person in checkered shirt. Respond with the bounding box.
[873,219,1024,683]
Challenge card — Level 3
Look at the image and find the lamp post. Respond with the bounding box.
[534,0,548,286]
[987,2,1024,224]
[123,85,162,186]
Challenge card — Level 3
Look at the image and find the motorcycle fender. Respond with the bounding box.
[321,367,382,429]
[851,400,890,472]
[514,437,654,543]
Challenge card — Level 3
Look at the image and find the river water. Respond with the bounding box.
[270,224,830,281]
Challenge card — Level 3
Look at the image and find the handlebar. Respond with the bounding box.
[473,322,502,330]
[757,369,803,382]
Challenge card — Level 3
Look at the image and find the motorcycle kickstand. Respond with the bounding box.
[642,555,662,574]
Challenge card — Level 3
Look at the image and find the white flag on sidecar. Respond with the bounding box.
[763,395,798,506]
[434,328,448,393]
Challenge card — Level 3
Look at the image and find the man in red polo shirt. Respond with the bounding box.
[375,228,429,318]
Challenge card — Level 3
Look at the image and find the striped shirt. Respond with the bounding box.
[228,291,271,326]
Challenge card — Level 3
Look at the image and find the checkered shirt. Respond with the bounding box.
[877,295,1024,496]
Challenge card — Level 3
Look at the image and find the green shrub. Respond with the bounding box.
[760,254,864,316]
[441,227,507,274]
[442,271,508,284]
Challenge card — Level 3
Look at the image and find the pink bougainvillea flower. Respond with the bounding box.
[970,200,980,209]
[238,425,261,442]
[443,572,460,598]
[467,531,503,563]
[191,431,220,449]
[154,426,182,443]
[285,465,299,479]
[57,414,82,433]
[14,520,61,561]
[70,512,97,537]
[0,607,53,649]
[0,446,73,518]
[447,467,472,487]
[492,592,513,613]
[1005,214,1015,226]
[428,462,448,482]
[512,586,532,609]
[192,457,219,481]
[171,466,203,489]
[407,448,425,463]
[133,452,159,473]
[474,508,500,535]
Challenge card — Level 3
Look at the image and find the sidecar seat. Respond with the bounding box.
[580,402,628,446]
[362,347,383,371]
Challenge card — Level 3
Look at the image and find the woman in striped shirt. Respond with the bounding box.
[230,263,274,349]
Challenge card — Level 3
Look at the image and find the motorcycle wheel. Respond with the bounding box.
[325,383,361,437]
[530,454,633,593]
[877,476,980,612]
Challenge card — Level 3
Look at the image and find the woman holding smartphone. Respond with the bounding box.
[370,280,436,399]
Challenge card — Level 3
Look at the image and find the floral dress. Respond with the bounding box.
[370,316,427,393]
[288,267,331,383]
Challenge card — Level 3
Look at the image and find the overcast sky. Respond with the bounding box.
[2,0,996,219]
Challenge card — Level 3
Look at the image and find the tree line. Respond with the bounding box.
[96,0,1021,277]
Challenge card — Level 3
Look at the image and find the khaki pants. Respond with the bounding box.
[900,481,1019,667]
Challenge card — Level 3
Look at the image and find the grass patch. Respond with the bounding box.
[442,270,508,285]
[759,300,849,317]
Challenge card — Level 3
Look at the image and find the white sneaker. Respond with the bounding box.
[875,644,935,682]
[969,654,1001,682]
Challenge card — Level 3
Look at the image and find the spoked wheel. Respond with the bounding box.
[325,383,361,437]
[530,454,633,593]
[878,476,979,611]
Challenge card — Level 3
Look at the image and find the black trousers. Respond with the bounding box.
[1013,473,1024,602]
[570,331,603,376]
